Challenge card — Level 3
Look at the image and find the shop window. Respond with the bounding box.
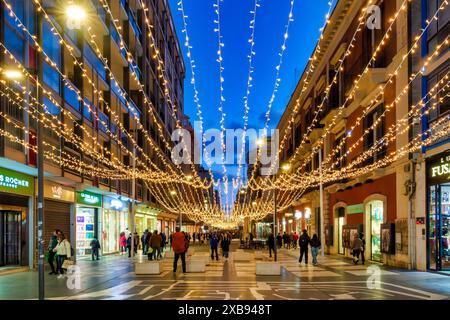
[363,104,385,165]
[365,200,384,262]
[427,65,450,123]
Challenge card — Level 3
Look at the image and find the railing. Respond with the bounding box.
[83,98,93,122]
[98,110,109,133]
[64,82,81,111]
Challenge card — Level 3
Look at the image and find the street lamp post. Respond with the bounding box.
[273,187,277,262]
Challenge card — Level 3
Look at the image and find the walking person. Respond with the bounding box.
[133,232,139,254]
[352,232,363,264]
[160,232,167,254]
[47,229,59,275]
[267,232,275,258]
[90,237,101,261]
[126,234,132,258]
[141,229,148,255]
[210,233,219,261]
[53,232,71,276]
[119,232,127,255]
[310,234,321,266]
[276,233,283,249]
[172,227,187,273]
[292,232,299,249]
[298,229,310,264]
[360,232,366,265]
[149,230,162,260]
[220,234,230,260]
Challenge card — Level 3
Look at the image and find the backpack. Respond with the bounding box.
[300,235,309,247]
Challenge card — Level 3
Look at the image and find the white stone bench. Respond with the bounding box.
[255,262,281,275]
[186,259,206,273]
[135,261,162,275]
[233,252,253,262]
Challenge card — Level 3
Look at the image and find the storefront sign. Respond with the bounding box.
[103,196,126,211]
[44,182,75,202]
[428,152,450,185]
[347,203,364,215]
[76,191,102,207]
[0,167,34,196]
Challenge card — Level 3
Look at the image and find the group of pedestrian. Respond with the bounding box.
[267,229,322,266]
[209,232,232,261]
[144,230,167,260]
[351,232,366,265]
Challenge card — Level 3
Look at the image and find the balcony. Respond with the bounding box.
[110,23,128,65]
[64,81,81,112]
[98,110,109,133]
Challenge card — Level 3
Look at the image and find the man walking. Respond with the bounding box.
[90,237,101,261]
[47,229,59,275]
[298,229,310,264]
[172,227,187,273]
[210,233,219,261]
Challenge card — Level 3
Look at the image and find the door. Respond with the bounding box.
[337,207,345,255]
[0,211,21,266]
[429,184,450,271]
[367,200,383,262]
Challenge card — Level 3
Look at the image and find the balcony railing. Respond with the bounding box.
[64,82,81,111]
[98,110,109,133]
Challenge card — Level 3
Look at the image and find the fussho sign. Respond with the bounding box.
[428,152,450,185]
[0,167,34,196]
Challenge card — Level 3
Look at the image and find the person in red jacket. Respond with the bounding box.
[172,227,187,273]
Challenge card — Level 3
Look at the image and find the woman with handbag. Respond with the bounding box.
[53,232,72,276]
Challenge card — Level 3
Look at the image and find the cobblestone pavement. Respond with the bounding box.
[1,240,449,300]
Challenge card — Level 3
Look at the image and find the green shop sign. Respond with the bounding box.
[76,191,102,207]
[0,167,34,196]
[347,203,364,215]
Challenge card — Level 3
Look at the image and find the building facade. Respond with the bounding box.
[0,0,185,268]
[275,0,450,271]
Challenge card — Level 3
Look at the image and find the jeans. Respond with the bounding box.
[48,250,56,273]
[299,246,308,264]
[353,249,361,264]
[56,255,67,274]
[173,252,186,273]
[311,247,319,265]
[222,251,229,258]
[211,247,218,260]
[92,248,99,260]
[269,246,274,257]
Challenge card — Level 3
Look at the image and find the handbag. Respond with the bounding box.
[62,259,74,269]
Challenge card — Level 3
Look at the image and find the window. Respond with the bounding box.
[333,133,347,170]
[42,22,61,94]
[364,104,385,164]
[428,65,450,122]
[428,0,450,54]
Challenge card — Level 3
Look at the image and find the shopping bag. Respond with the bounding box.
[62,259,74,269]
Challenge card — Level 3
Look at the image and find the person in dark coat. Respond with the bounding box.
[210,233,219,261]
[276,233,283,249]
[220,234,231,260]
[47,229,60,275]
[90,237,101,261]
[298,229,311,264]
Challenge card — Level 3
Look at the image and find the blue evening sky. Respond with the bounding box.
[168,0,334,206]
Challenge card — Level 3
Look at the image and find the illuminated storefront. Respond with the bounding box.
[427,151,450,271]
[102,197,129,254]
[135,204,159,235]
[0,167,34,267]
[75,191,102,257]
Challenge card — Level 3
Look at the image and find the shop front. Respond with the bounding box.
[427,151,450,271]
[157,211,177,236]
[293,204,313,235]
[255,222,271,240]
[75,191,102,258]
[43,182,74,246]
[0,167,34,267]
[135,204,158,235]
[328,173,396,263]
[102,196,129,254]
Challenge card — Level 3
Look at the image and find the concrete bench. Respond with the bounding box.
[255,262,281,275]
[186,259,206,273]
[135,261,162,275]
[233,252,253,262]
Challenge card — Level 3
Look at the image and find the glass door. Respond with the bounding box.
[0,211,21,266]
[428,184,450,271]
